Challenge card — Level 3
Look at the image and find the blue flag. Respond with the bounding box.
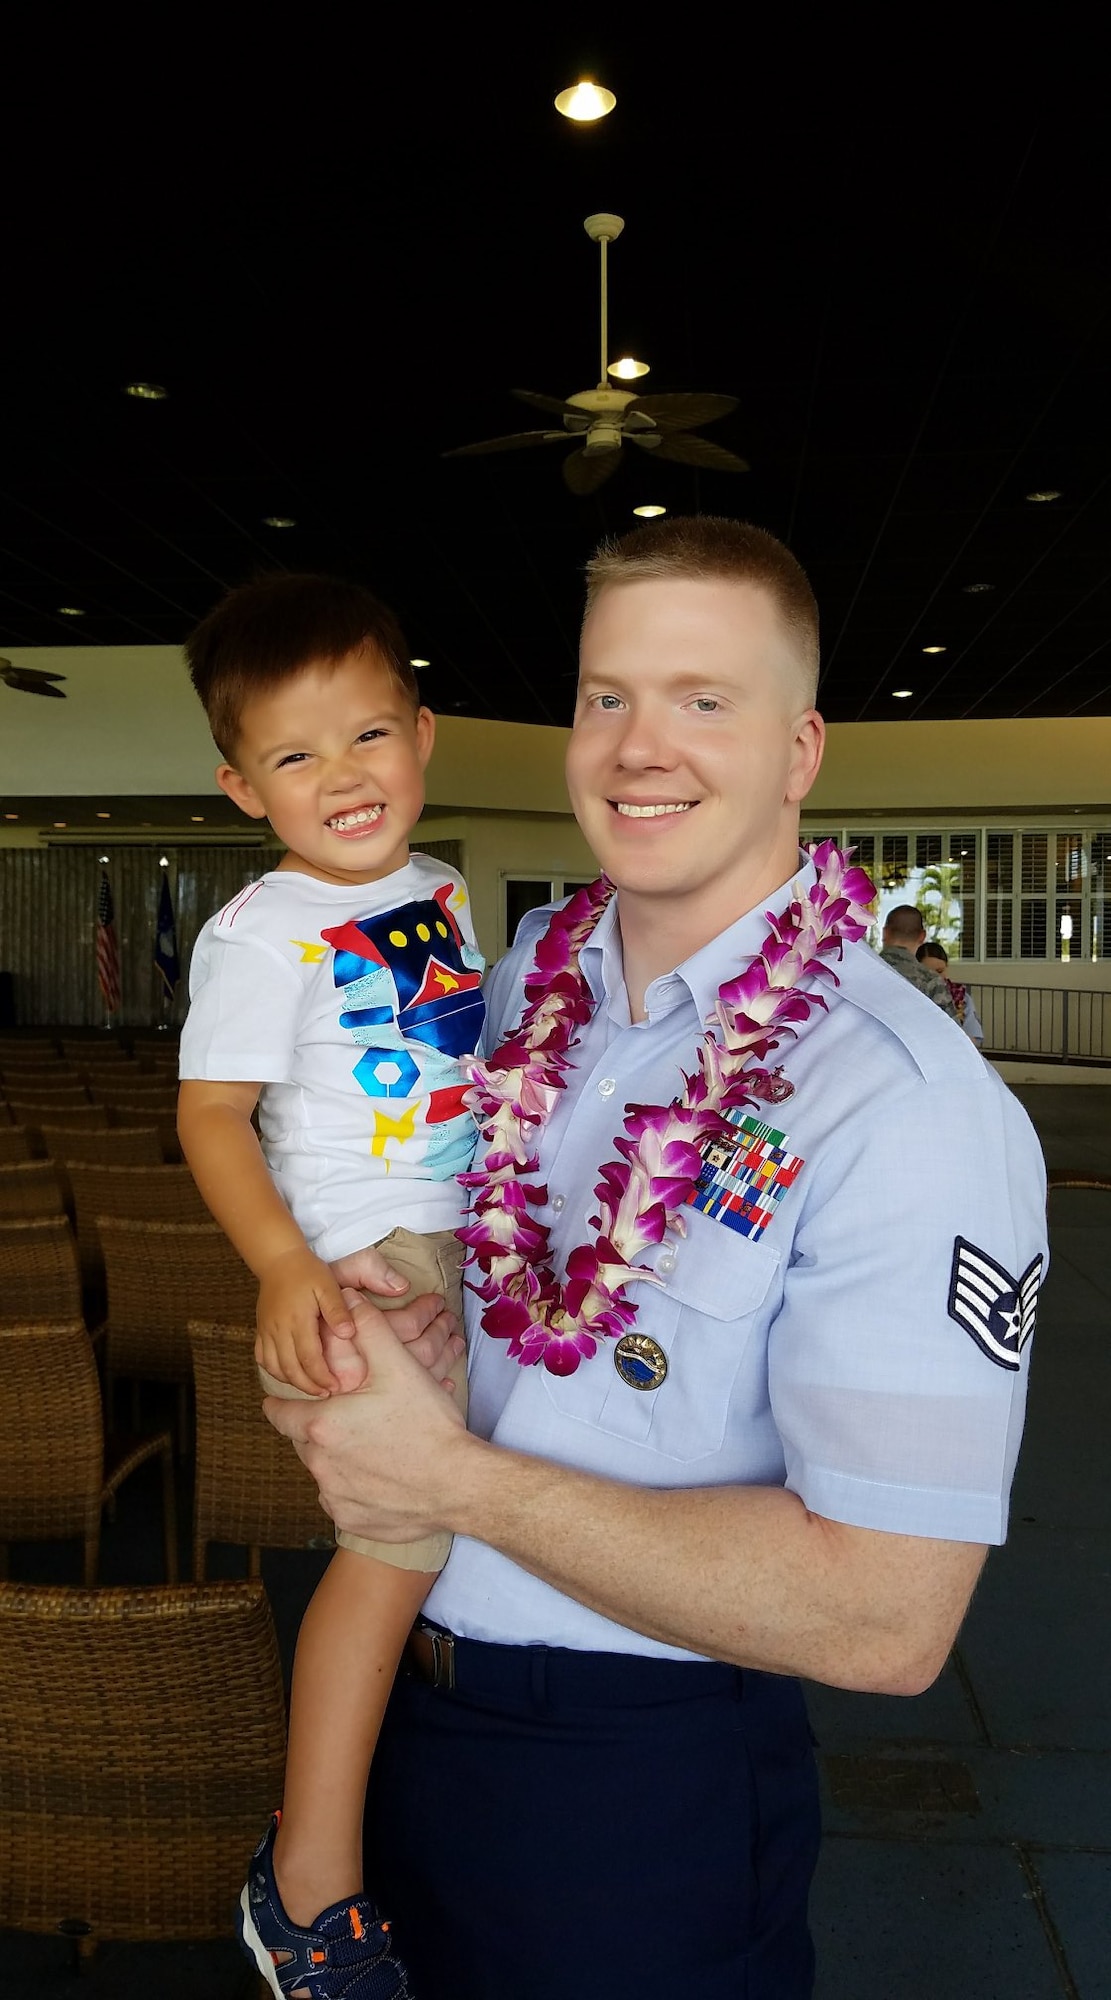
[154,869,180,997]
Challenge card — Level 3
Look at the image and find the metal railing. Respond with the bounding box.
[973,985,1111,1064]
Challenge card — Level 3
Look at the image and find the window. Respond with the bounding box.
[808,823,1111,960]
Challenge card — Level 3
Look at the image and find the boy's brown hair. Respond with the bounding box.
[186,572,419,759]
[584,516,820,704]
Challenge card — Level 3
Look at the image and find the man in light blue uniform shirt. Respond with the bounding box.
[268,517,1047,2000]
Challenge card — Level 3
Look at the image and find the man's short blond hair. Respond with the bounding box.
[584,515,820,706]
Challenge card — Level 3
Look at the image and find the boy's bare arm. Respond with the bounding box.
[177,1078,357,1393]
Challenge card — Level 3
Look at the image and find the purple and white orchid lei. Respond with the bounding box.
[459,842,876,1376]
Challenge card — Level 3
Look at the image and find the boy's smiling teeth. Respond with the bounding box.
[326,806,384,831]
[614,801,694,817]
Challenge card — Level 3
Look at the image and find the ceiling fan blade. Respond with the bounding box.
[627,393,738,433]
[511,389,576,417]
[2,675,67,697]
[563,448,621,496]
[444,431,569,457]
[646,433,750,472]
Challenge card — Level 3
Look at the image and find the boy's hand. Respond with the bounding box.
[255,1247,358,1395]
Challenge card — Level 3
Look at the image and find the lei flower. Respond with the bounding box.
[460,842,876,1375]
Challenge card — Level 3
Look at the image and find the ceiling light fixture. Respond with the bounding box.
[554,79,616,122]
[4,813,18,821]
[962,581,995,594]
[191,815,205,823]
[96,812,110,820]
[892,689,913,699]
[921,644,946,654]
[1025,489,1062,503]
[633,504,666,518]
[262,515,296,528]
[57,606,85,617]
[53,821,67,828]
[608,357,649,380]
[124,382,167,400]
[410,658,431,669]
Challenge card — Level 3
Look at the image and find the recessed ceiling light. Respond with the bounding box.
[409,658,431,669]
[962,581,995,594]
[57,606,85,617]
[1025,489,1062,503]
[124,382,167,400]
[190,815,205,823]
[4,813,18,821]
[262,515,296,528]
[608,357,649,381]
[53,821,67,828]
[554,79,616,121]
[892,689,913,699]
[633,504,667,518]
[921,644,946,654]
[96,812,111,819]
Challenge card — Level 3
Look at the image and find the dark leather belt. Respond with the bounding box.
[404,1622,746,1705]
[406,1622,457,1690]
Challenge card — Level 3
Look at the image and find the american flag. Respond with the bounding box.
[96,869,122,1014]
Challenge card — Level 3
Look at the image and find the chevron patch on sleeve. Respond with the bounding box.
[948,1237,1043,1370]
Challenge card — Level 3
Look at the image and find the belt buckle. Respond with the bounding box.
[426,1624,456,1691]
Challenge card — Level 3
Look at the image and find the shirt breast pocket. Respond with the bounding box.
[542,1214,781,1464]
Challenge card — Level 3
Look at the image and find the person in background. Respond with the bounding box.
[918,939,985,1047]
[879,904,960,1019]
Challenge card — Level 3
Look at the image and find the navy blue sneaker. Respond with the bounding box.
[237,1813,411,1999]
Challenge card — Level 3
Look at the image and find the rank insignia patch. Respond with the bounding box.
[686,1111,804,1239]
[948,1237,1043,1371]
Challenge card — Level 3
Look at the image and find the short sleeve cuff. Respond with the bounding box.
[788,1462,1007,1545]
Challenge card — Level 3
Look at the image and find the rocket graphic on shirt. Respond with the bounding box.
[319,879,485,1178]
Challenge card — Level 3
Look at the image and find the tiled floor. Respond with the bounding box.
[3,1081,1109,1996]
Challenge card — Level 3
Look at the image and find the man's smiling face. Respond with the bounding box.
[566,577,824,941]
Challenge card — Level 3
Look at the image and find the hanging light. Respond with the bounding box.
[608,356,649,380]
[554,79,616,122]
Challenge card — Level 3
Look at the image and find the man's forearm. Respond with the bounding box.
[439,1431,985,1696]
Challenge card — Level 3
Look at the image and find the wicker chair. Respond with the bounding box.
[0,1578,284,1960]
[0,1127,33,1163]
[15,1106,113,1155]
[4,1082,91,1109]
[0,1319,177,1585]
[68,1161,209,1306]
[99,1217,256,1441]
[189,1319,329,1579]
[0,1216,83,1322]
[0,1160,66,1218]
[57,1036,129,1061]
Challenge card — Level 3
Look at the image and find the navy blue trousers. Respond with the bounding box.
[364,1634,820,1999]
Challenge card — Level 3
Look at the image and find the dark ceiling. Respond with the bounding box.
[4,40,1109,732]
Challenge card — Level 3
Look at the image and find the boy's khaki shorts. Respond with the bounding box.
[258,1225,467,1574]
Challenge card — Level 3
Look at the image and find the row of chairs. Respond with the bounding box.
[0,1036,305,1969]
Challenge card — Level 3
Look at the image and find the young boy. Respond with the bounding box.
[177,572,485,2000]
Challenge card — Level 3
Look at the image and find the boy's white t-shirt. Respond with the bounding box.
[179,855,485,1260]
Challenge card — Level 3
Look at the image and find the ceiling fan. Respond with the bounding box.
[0,658,67,699]
[445,213,750,496]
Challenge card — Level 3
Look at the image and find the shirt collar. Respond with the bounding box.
[579,851,819,1029]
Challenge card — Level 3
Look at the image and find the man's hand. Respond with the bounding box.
[255,1245,359,1394]
[319,1289,465,1392]
[265,1292,470,1542]
[331,1243,411,1301]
